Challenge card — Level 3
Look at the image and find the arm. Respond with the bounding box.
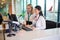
[36,16,46,30]
[24,13,28,21]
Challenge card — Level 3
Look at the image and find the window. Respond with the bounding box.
[26,0,30,4]
[15,0,23,22]
[38,0,44,14]
[24,0,26,11]
[46,0,58,22]
[15,0,58,22]
[32,0,36,8]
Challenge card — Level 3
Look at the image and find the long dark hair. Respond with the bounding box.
[35,6,43,16]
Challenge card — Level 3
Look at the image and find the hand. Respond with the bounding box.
[31,26,35,30]
[23,21,26,25]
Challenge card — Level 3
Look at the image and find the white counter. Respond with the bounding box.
[6,28,60,40]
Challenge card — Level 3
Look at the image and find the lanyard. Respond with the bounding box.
[28,13,31,21]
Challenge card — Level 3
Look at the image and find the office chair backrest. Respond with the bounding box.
[0,14,3,24]
[11,14,18,21]
[46,20,56,29]
[8,14,18,21]
[58,23,60,27]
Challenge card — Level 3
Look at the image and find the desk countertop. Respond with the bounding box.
[6,28,60,40]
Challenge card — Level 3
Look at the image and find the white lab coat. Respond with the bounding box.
[36,16,46,30]
[24,13,31,21]
[24,13,34,21]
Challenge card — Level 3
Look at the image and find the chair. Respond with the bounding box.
[0,14,5,40]
[58,23,60,28]
[46,20,56,29]
[8,14,20,31]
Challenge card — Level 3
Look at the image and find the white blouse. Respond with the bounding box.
[24,13,32,21]
[36,16,46,30]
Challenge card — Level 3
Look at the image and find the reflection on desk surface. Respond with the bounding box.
[5,28,60,40]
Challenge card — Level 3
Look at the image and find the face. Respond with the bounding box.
[35,8,40,15]
[27,6,32,13]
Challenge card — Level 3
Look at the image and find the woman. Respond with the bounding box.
[21,4,34,31]
[23,4,34,25]
[25,4,33,21]
[32,6,46,30]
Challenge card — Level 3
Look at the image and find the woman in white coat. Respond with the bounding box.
[23,4,34,26]
[32,6,46,30]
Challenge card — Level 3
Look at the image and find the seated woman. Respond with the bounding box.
[21,4,34,31]
[32,6,46,30]
[23,4,34,26]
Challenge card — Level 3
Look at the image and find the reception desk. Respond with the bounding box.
[6,28,60,40]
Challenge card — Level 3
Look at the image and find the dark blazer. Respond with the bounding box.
[0,14,3,24]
